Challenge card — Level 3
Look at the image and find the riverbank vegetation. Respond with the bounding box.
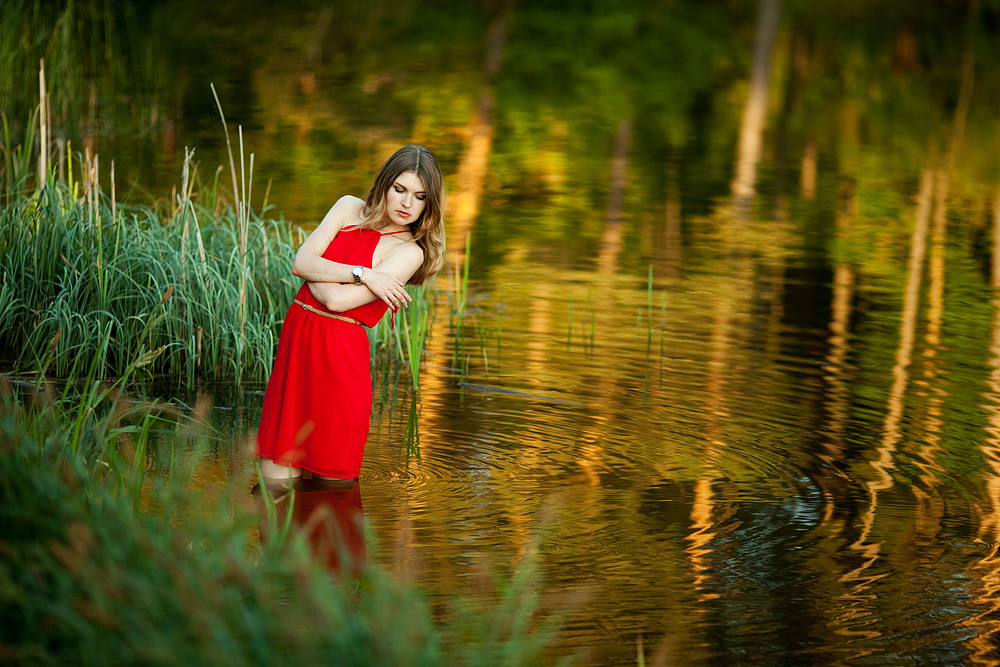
[1,168,295,385]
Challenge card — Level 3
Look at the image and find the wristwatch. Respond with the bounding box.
[352,266,365,285]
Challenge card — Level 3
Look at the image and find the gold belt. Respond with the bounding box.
[293,299,365,327]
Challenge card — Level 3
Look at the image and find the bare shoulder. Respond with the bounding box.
[396,239,424,259]
[299,195,365,255]
[331,195,365,224]
[393,239,424,262]
[374,236,423,272]
[314,195,364,235]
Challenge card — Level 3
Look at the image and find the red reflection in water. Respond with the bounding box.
[254,479,366,579]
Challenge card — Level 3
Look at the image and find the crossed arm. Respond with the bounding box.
[292,196,423,312]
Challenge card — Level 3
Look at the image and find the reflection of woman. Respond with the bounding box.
[253,479,366,579]
[256,145,445,480]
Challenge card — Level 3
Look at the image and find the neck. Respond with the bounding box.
[376,221,411,233]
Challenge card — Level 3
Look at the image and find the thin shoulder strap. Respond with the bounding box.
[382,229,411,235]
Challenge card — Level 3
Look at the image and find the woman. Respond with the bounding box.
[256,144,446,481]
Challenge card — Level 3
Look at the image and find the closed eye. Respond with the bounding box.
[395,184,426,200]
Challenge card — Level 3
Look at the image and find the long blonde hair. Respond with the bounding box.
[359,145,446,285]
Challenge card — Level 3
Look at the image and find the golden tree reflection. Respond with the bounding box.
[731,0,782,214]
[831,168,934,646]
[962,291,1000,664]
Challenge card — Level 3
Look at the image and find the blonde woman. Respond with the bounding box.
[257,145,446,481]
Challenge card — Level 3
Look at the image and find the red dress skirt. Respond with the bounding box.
[256,226,399,479]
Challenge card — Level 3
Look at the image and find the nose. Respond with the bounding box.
[401,192,412,208]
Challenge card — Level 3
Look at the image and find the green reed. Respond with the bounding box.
[368,282,437,386]
[0,163,298,385]
[400,284,432,390]
[451,233,472,376]
[1,108,37,203]
[403,393,421,458]
[255,460,297,556]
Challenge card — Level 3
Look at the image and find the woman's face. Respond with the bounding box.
[385,170,427,227]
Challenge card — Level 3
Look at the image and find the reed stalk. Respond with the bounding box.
[451,233,472,372]
[2,108,37,202]
[210,82,241,216]
[38,59,48,189]
[460,232,471,318]
[403,394,421,457]
[66,139,74,196]
[0,88,311,387]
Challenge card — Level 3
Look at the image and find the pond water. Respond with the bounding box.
[14,0,1000,663]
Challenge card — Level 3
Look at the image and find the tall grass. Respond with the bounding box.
[366,282,439,392]
[401,286,432,390]
[0,153,299,385]
[1,107,38,203]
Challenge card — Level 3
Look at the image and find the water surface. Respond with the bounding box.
[16,1,1000,663]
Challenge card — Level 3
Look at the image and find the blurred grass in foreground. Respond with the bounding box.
[0,376,564,665]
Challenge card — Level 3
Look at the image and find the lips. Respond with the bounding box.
[396,210,410,218]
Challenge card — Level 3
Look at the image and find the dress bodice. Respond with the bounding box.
[292,226,408,328]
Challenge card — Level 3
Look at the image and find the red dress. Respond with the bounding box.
[256,226,404,479]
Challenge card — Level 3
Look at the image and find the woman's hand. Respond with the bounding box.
[360,268,412,311]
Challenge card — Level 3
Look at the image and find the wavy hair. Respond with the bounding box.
[359,144,446,285]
